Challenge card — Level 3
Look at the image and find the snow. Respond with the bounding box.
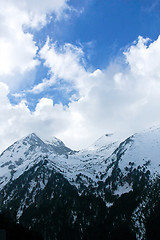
[117,127,160,175]
[1,127,160,199]
[1,127,160,236]
[0,132,120,193]
[114,183,133,196]
[88,133,120,151]
[43,136,64,146]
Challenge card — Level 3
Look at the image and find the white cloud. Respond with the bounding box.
[0,0,69,89]
[1,35,160,152]
[1,0,69,28]
[124,36,160,79]
[32,38,101,95]
[0,4,38,76]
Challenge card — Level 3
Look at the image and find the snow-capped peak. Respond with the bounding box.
[110,126,160,176]
[43,136,65,147]
[20,132,44,145]
[88,133,120,151]
[23,132,38,139]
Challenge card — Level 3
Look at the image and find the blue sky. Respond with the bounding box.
[15,0,160,105]
[33,0,160,67]
[1,0,160,151]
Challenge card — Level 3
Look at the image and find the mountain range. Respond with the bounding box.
[1,128,160,239]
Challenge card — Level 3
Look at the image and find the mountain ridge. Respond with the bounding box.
[1,127,160,239]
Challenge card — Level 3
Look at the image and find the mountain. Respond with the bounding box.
[0,128,160,239]
[0,133,71,189]
[0,132,119,193]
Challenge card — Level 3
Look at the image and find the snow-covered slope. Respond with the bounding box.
[0,133,71,188]
[88,133,119,151]
[1,128,160,240]
[0,132,120,220]
[110,127,160,176]
[48,133,120,185]
[0,132,120,188]
[1,128,160,192]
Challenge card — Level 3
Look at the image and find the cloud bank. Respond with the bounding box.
[1,34,160,152]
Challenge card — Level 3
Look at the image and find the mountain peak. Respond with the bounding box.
[21,133,72,155]
[23,132,40,140]
[43,136,65,147]
[28,132,38,138]
[88,133,120,151]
